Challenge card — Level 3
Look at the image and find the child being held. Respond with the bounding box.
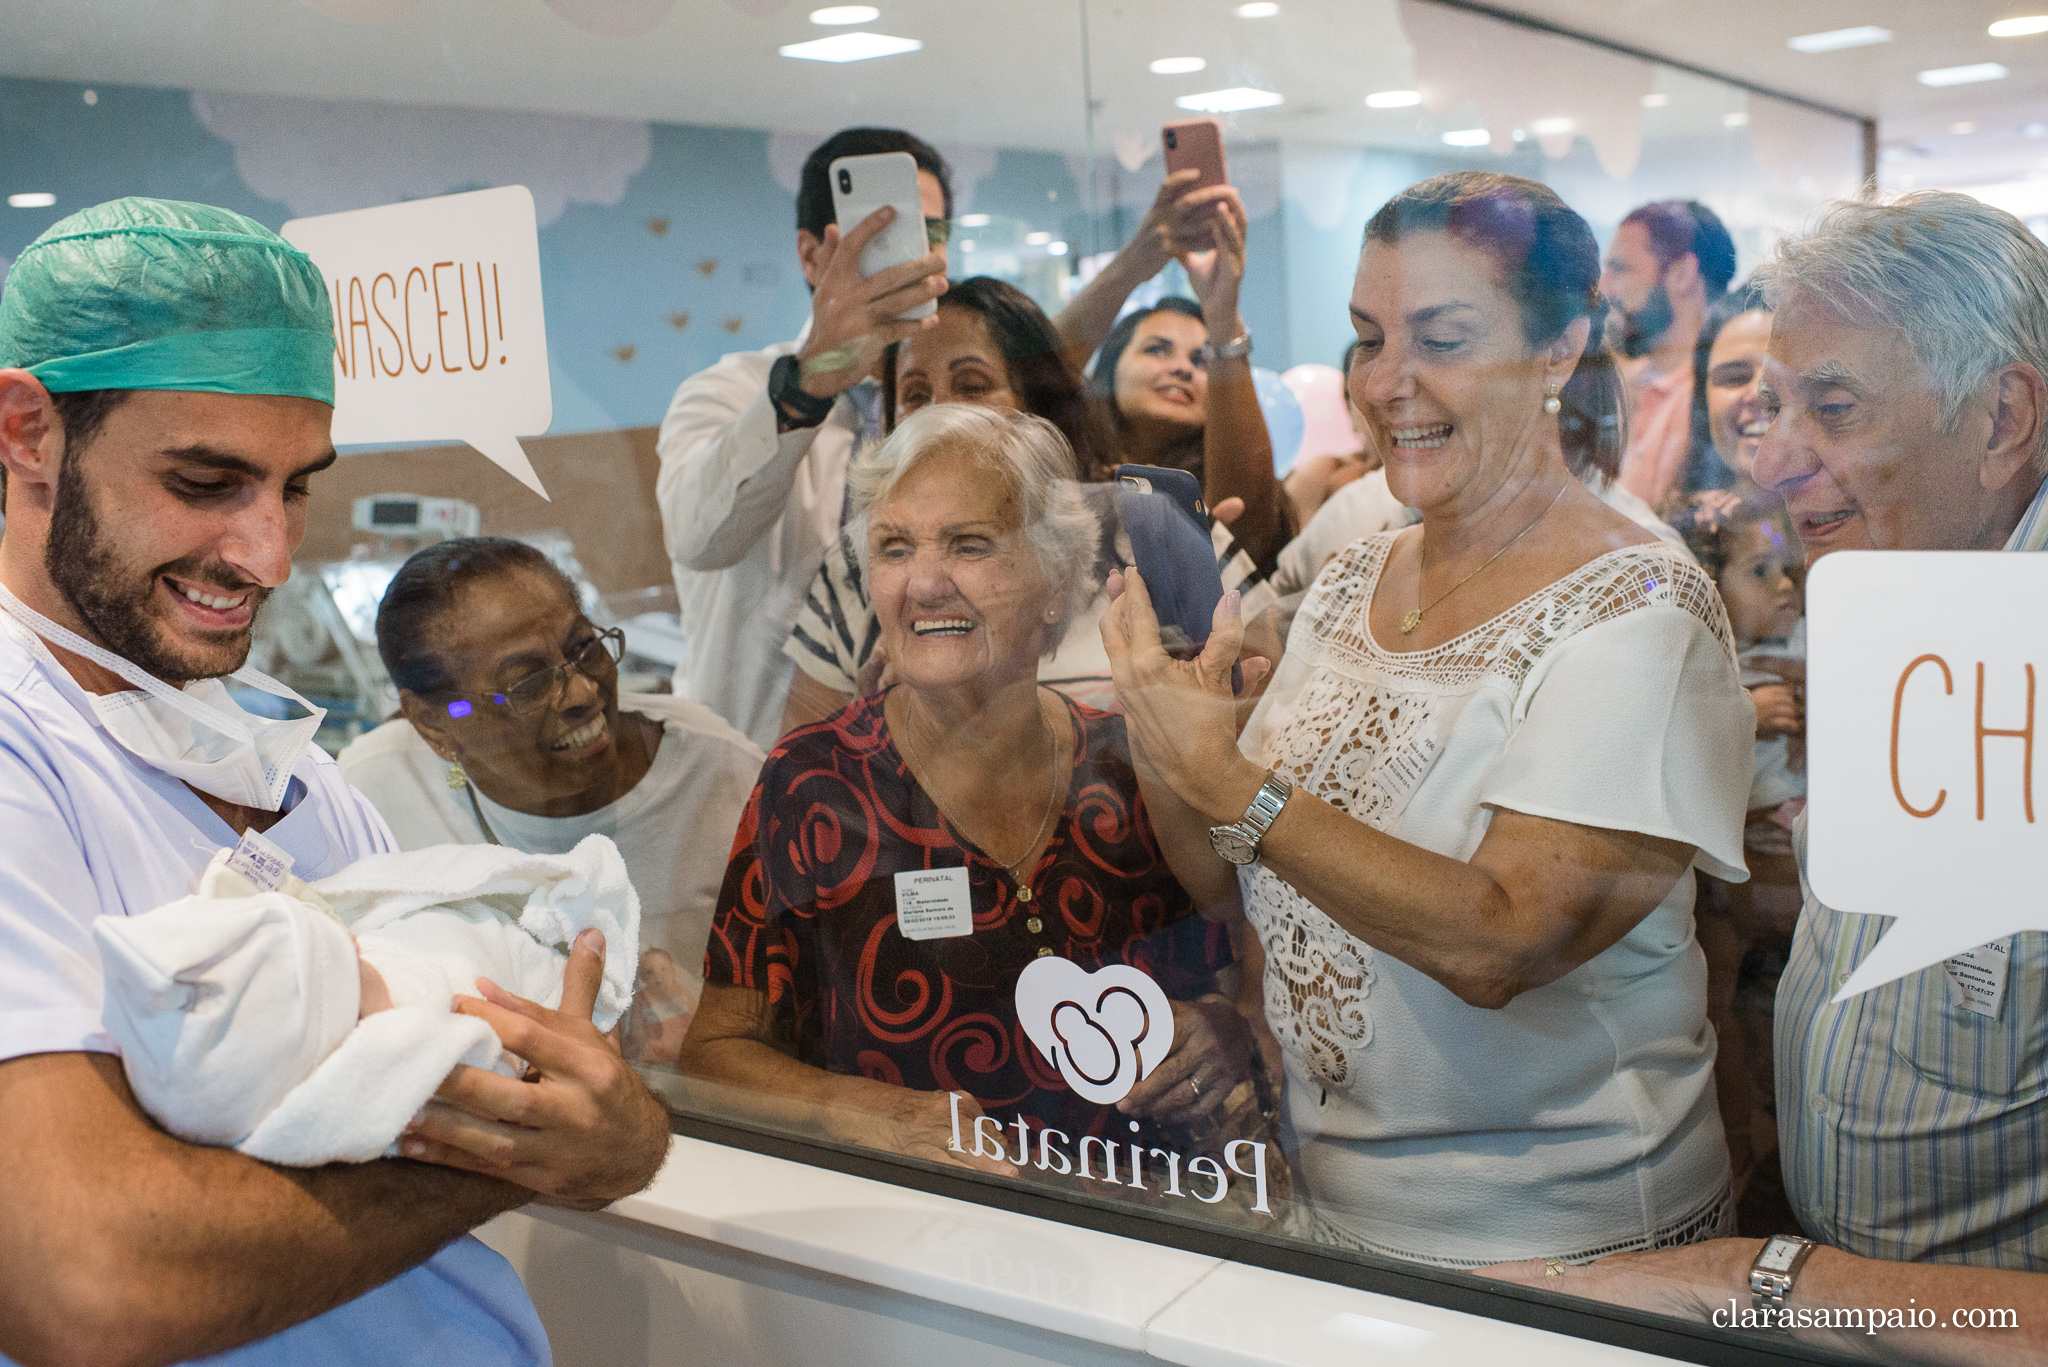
[1673,492,1805,1192]
[1678,494,1806,847]
[93,834,639,1167]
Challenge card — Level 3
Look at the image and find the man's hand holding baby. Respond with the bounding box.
[399,929,671,1210]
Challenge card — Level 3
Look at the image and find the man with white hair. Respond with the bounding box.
[1486,192,2048,1356]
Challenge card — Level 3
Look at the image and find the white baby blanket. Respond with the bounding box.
[95,834,639,1166]
[316,835,639,1028]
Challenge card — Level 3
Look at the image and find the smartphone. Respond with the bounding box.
[1161,119,1229,192]
[829,151,937,320]
[1114,464,1240,691]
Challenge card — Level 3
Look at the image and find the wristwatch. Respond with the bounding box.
[1210,331,1252,361]
[768,352,835,431]
[1748,1234,1817,1316]
[1209,768,1292,865]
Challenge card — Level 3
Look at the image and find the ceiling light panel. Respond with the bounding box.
[1149,57,1207,75]
[779,32,922,62]
[8,192,57,208]
[1175,87,1283,113]
[1917,62,2009,86]
[1236,2,1279,16]
[1989,16,2048,36]
[1441,128,1490,147]
[1786,26,1893,53]
[1364,89,1420,108]
[809,5,879,23]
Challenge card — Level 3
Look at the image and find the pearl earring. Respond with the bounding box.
[1543,382,1562,416]
[1045,606,1060,622]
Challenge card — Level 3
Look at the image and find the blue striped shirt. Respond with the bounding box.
[1775,475,2048,1269]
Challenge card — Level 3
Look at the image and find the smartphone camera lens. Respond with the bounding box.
[838,169,851,193]
[1165,130,1178,149]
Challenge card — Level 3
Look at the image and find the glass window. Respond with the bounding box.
[12,2,2044,1363]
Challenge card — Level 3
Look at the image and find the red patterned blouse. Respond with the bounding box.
[705,690,1231,1146]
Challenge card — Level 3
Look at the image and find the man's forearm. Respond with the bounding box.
[657,386,822,572]
[1,1052,527,1367]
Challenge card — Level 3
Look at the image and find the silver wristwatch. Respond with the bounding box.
[1209,769,1292,865]
[1748,1234,1816,1316]
[1210,331,1252,361]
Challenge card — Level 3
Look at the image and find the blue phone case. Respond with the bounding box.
[1113,467,1243,692]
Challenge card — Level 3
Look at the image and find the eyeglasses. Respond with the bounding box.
[924,217,953,248]
[442,627,624,719]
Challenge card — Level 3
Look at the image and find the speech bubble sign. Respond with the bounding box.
[1807,550,2046,1001]
[281,186,552,500]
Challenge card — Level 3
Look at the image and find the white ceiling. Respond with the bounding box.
[1485,0,2048,122]
[2,0,2042,188]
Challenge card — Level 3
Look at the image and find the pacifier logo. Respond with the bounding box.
[1015,957,1172,1106]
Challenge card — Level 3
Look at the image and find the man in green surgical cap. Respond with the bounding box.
[0,198,669,1367]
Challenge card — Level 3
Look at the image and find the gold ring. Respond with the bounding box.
[1543,1257,1568,1277]
[1188,1076,1204,1098]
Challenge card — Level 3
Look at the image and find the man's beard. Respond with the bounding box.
[1618,281,1676,358]
[44,450,267,683]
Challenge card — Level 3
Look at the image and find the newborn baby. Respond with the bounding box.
[94,834,639,1166]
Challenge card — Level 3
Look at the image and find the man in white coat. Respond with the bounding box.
[657,127,952,750]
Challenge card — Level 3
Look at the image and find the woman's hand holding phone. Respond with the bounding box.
[1139,169,1240,268]
[795,207,947,400]
[1180,192,1249,346]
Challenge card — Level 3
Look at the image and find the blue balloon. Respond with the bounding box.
[1252,365,1305,476]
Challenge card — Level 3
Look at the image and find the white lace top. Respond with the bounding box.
[1237,532,1754,1266]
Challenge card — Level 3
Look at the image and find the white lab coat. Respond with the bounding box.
[656,327,869,751]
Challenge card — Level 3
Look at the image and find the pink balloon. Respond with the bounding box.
[1280,364,1364,463]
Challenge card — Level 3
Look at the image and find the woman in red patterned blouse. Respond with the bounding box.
[681,404,1256,1174]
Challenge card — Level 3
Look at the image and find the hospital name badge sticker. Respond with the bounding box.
[894,867,974,940]
[228,827,295,892]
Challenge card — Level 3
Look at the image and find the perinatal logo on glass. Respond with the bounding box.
[1014,956,1172,1105]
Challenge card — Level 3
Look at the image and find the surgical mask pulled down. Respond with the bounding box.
[0,582,323,812]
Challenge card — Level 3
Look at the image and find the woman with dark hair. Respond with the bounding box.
[1671,281,1772,508]
[883,275,1115,478]
[337,536,764,1065]
[1102,172,1754,1266]
[778,277,1277,731]
[1085,270,1294,573]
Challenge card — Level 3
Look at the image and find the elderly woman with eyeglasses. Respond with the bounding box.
[337,537,764,1065]
[682,404,1264,1182]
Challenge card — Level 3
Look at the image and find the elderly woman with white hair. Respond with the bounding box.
[680,403,1259,1178]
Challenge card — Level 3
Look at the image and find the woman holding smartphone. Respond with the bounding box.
[1065,171,1293,573]
[1101,172,1754,1268]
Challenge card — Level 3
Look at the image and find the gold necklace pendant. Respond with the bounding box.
[1399,608,1423,634]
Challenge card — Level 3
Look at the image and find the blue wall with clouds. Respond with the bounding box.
[1,75,1441,433]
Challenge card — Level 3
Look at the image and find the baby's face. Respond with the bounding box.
[357,940,394,1019]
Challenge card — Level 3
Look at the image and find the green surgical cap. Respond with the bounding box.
[0,197,334,405]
